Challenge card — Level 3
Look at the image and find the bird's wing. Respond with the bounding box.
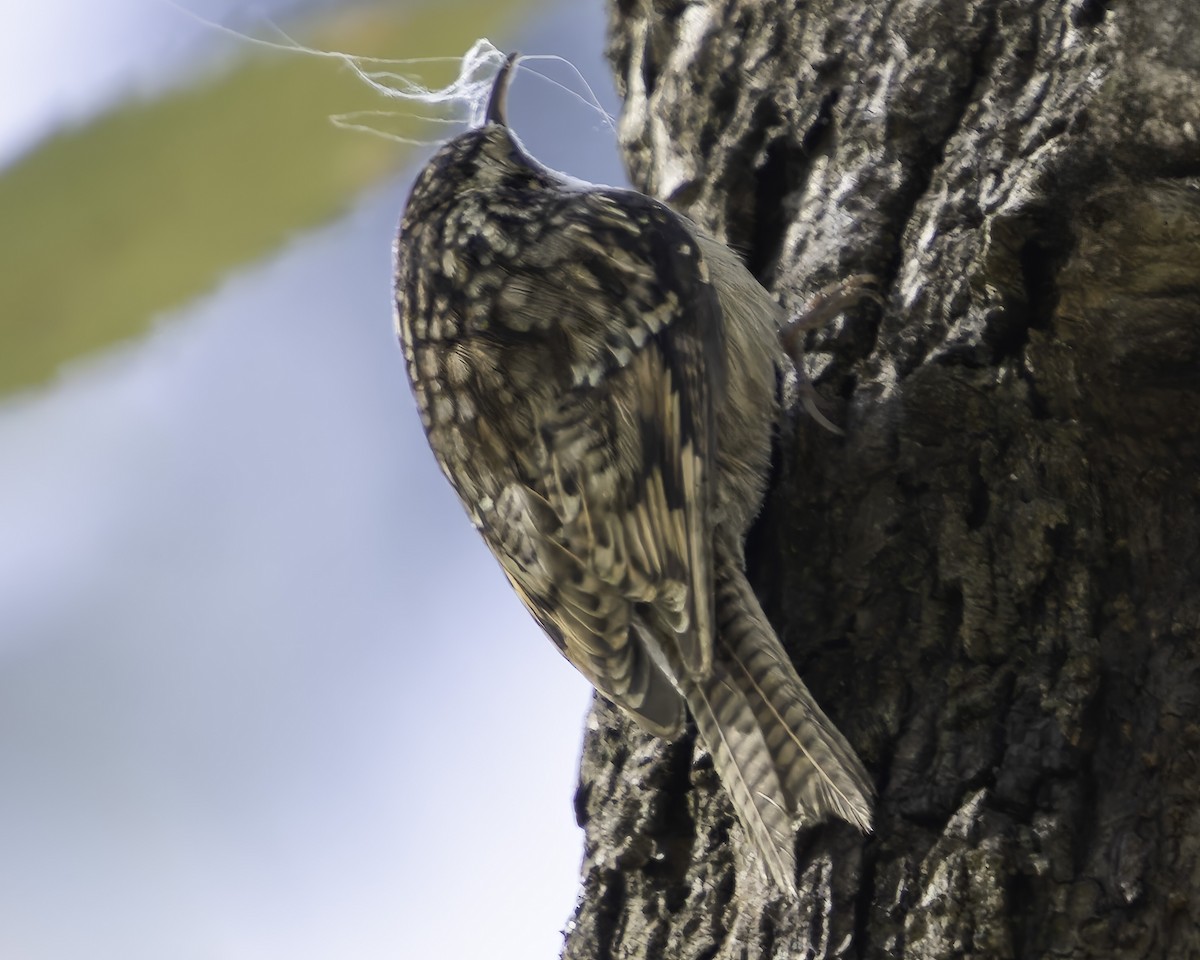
[477,189,726,732]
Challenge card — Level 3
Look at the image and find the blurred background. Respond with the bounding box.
[0,0,626,956]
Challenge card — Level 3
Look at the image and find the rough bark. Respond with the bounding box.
[562,1,1200,958]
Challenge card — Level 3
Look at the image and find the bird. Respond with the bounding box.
[393,51,873,893]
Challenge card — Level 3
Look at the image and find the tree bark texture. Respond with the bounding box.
[563,1,1200,958]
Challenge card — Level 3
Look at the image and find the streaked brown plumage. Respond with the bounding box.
[394,53,872,893]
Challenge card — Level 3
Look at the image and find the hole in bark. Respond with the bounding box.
[1018,234,1066,334]
[1072,0,1110,27]
[987,224,1069,365]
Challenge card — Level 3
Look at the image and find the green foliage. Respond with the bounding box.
[0,0,535,396]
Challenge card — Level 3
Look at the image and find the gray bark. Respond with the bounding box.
[562,1,1200,957]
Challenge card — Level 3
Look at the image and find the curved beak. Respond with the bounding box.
[485,52,520,126]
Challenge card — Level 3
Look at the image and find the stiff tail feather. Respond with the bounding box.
[683,556,873,891]
[715,563,874,831]
[683,669,798,893]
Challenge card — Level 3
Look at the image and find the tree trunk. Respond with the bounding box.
[563,1,1200,957]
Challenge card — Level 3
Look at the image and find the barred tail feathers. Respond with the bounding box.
[682,668,797,893]
[681,559,873,891]
[715,561,874,832]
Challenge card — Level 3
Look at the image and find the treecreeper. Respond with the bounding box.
[393,52,873,894]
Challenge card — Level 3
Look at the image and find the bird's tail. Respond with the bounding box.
[683,559,874,892]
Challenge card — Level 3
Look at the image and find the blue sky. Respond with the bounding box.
[0,1,626,956]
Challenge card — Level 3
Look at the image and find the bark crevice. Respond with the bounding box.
[564,2,1200,957]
